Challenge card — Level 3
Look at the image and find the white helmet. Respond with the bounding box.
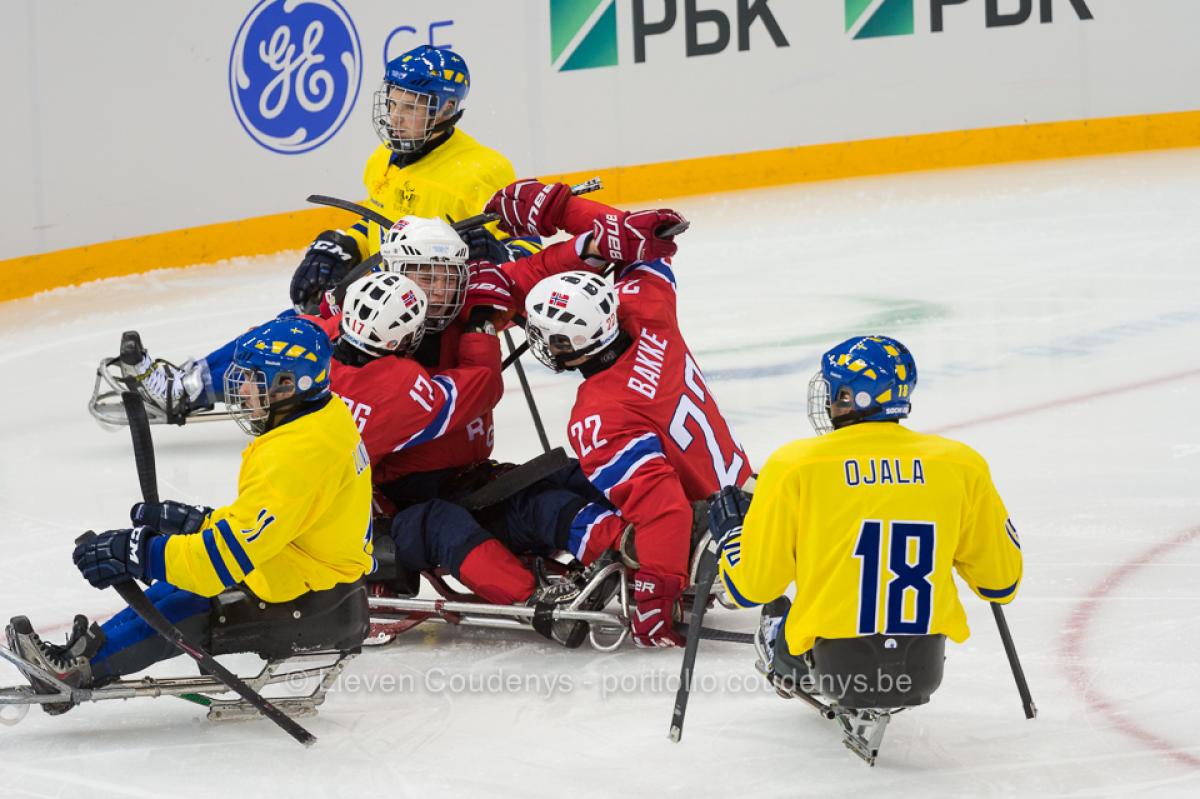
[379,216,469,332]
[524,272,621,372]
[340,273,428,357]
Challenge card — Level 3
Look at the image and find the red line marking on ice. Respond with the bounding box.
[932,367,1200,434]
[933,367,1200,769]
[1060,525,1200,770]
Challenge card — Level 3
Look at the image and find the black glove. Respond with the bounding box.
[462,226,515,264]
[130,500,211,535]
[289,230,361,309]
[708,485,752,546]
[72,527,160,589]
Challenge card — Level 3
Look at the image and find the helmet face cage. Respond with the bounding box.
[225,364,275,436]
[372,82,440,153]
[524,272,621,372]
[383,260,467,332]
[525,322,571,372]
[807,371,833,435]
[341,273,428,357]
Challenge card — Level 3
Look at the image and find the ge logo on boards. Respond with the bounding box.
[229,0,363,155]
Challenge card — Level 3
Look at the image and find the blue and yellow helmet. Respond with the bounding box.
[225,317,331,435]
[807,335,917,434]
[373,45,470,152]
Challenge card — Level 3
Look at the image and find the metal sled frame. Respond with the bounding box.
[89,356,234,427]
[753,655,906,767]
[0,640,355,722]
[366,558,749,652]
[368,559,633,651]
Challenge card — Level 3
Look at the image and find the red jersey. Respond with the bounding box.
[565,260,753,580]
[312,238,595,485]
[311,315,503,483]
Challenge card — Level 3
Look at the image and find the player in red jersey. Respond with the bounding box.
[319,216,643,645]
[491,181,753,647]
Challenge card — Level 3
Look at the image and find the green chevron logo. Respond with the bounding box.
[550,0,618,71]
[846,0,914,39]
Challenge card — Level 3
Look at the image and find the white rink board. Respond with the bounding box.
[2,0,1198,257]
[1,150,1199,796]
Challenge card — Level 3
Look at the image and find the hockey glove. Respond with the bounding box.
[485,179,572,238]
[461,261,518,329]
[462,226,515,264]
[72,527,162,589]
[130,500,211,536]
[708,485,751,546]
[590,209,687,266]
[631,569,687,648]
[289,230,361,310]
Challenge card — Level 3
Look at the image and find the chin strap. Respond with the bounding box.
[576,330,633,378]
[389,124,458,167]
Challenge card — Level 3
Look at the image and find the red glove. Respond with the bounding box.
[485,179,572,238]
[460,260,518,327]
[590,209,687,266]
[631,569,686,648]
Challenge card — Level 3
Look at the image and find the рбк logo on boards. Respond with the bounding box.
[229,0,362,155]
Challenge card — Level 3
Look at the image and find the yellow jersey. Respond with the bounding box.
[344,130,534,259]
[163,397,374,603]
[720,422,1022,655]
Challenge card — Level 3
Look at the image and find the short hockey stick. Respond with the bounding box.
[97,391,319,746]
[668,535,720,742]
[504,328,552,453]
[304,178,603,318]
[991,603,1037,719]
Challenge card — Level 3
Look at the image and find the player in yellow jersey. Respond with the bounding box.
[711,335,1022,710]
[102,45,537,424]
[288,44,539,311]
[8,317,373,714]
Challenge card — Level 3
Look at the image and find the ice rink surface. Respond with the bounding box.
[2,149,1199,797]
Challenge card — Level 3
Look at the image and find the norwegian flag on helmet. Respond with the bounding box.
[401,289,418,307]
[549,291,570,309]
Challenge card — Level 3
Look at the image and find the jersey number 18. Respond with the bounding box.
[853,520,936,635]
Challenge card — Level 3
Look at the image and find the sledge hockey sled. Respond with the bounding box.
[760,633,946,766]
[0,581,370,722]
[365,545,752,652]
[89,355,233,427]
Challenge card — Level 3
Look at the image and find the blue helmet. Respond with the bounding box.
[224,317,332,436]
[807,335,917,434]
[373,45,470,153]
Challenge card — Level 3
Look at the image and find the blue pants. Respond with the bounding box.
[91,581,211,683]
[388,462,612,577]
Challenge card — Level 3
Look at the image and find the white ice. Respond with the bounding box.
[1,149,1199,797]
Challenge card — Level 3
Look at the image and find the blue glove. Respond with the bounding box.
[289,230,361,309]
[708,485,751,545]
[131,500,210,535]
[72,527,162,589]
[462,226,515,264]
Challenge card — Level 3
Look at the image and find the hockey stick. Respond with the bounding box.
[458,447,570,511]
[668,535,720,742]
[303,178,603,318]
[991,603,1037,719]
[504,328,552,453]
[96,391,319,746]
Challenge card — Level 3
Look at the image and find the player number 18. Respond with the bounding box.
[853,520,936,635]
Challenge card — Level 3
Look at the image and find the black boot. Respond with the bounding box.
[5,615,105,715]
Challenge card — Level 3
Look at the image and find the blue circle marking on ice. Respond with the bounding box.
[229,0,362,155]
